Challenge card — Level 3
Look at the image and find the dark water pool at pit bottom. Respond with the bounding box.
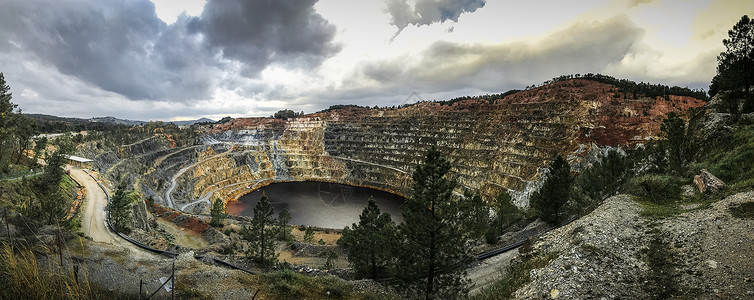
[225,181,404,229]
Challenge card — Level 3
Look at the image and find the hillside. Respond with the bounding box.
[133,79,703,214]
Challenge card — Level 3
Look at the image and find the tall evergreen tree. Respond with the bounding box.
[210,198,225,227]
[710,15,754,112]
[459,191,489,240]
[660,112,687,174]
[394,147,472,299]
[108,182,137,233]
[242,194,277,265]
[339,197,397,279]
[530,155,572,225]
[0,73,17,173]
[276,207,291,241]
[493,191,521,234]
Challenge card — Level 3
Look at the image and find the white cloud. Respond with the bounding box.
[150,0,206,24]
[1,0,751,120]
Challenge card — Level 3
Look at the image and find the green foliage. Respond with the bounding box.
[691,125,754,191]
[729,202,754,219]
[471,252,559,300]
[394,147,472,299]
[660,112,688,174]
[272,109,303,120]
[530,155,572,225]
[323,249,338,270]
[627,175,682,203]
[710,15,754,112]
[339,197,398,279]
[303,226,315,243]
[276,208,292,241]
[0,243,117,299]
[261,269,373,300]
[108,182,137,233]
[242,194,277,266]
[209,198,225,227]
[34,150,70,224]
[492,191,522,234]
[459,191,490,240]
[571,149,629,214]
[548,73,708,100]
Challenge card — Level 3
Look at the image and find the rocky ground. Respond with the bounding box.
[506,192,754,299]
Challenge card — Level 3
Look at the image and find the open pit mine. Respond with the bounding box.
[96,79,705,221]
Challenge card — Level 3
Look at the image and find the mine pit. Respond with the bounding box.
[225,181,404,228]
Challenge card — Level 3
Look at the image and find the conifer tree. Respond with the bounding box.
[710,15,754,112]
[242,195,277,265]
[0,73,17,173]
[660,112,687,174]
[276,207,291,241]
[459,191,489,239]
[530,155,572,225]
[493,191,521,234]
[339,197,397,279]
[303,226,315,243]
[210,198,225,227]
[108,182,137,233]
[394,147,472,299]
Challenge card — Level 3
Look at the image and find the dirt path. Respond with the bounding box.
[67,167,143,252]
[466,249,519,295]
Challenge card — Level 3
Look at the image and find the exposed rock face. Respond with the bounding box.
[512,192,754,299]
[513,195,649,299]
[694,169,726,194]
[117,79,704,212]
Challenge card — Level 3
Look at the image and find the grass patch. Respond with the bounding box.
[471,252,559,300]
[626,175,682,203]
[729,202,754,219]
[690,125,754,193]
[635,197,682,219]
[0,243,122,299]
[259,269,394,300]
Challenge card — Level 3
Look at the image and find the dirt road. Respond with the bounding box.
[466,249,518,295]
[67,167,131,247]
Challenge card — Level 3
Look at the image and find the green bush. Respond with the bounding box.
[627,175,681,203]
[484,228,498,244]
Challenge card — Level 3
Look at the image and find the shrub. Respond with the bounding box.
[627,175,681,203]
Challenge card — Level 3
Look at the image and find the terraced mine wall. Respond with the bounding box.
[106,80,705,214]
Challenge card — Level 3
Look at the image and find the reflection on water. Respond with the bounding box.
[225,181,404,229]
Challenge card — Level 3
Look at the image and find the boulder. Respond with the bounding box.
[694,169,725,194]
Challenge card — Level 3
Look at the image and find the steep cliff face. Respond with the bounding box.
[137,79,704,212]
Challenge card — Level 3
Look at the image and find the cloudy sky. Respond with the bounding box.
[0,0,751,121]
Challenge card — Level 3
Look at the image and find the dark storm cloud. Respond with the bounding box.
[359,16,645,95]
[0,0,338,101]
[386,0,485,32]
[199,0,339,74]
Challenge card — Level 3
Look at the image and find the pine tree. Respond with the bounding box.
[108,182,137,233]
[242,195,277,265]
[303,226,315,243]
[530,155,572,225]
[660,112,687,174]
[394,147,472,299]
[493,191,521,234]
[210,198,225,227]
[276,207,291,241]
[0,73,17,173]
[339,197,397,279]
[710,15,754,112]
[459,191,489,240]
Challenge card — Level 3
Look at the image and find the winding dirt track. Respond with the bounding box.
[67,167,138,250]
